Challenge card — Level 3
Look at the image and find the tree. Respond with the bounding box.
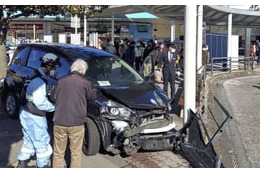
[0,5,109,80]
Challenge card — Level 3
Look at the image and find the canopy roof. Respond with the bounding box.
[93,5,260,27]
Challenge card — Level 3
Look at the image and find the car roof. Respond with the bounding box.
[18,43,115,61]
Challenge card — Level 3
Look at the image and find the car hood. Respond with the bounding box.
[98,82,169,109]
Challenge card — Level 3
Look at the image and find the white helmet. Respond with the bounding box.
[41,53,60,66]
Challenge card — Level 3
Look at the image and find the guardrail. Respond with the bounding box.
[208,56,259,76]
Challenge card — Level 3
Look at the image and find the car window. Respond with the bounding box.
[27,49,46,69]
[13,47,30,66]
[85,56,144,87]
[55,57,70,79]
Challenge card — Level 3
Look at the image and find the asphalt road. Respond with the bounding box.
[223,75,260,168]
[206,71,260,168]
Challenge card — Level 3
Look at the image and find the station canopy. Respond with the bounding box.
[93,5,260,27]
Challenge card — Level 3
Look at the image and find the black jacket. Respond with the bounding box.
[53,71,96,126]
[158,49,177,75]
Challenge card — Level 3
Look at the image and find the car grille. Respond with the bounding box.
[135,109,168,127]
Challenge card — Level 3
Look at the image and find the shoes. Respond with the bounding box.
[106,145,120,155]
[16,159,30,168]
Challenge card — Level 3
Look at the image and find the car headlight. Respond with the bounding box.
[98,100,135,120]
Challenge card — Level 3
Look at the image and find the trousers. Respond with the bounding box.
[163,69,176,101]
[52,124,84,168]
[18,109,52,167]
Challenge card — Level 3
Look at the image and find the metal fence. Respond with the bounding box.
[207,57,259,76]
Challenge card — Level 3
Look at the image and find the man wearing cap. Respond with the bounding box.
[158,43,178,104]
[16,53,60,168]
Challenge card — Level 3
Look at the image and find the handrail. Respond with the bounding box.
[209,56,258,76]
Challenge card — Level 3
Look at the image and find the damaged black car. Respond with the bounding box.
[1,43,175,156]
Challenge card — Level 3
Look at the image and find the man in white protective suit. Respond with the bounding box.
[17,53,60,168]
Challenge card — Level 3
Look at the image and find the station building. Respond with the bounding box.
[6,14,182,45]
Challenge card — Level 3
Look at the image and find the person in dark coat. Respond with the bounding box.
[143,39,155,60]
[152,41,166,83]
[52,59,96,168]
[124,40,136,67]
[106,41,117,55]
[158,43,178,104]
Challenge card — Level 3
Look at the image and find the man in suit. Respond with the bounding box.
[158,42,177,104]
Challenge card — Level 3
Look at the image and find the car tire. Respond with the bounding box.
[5,91,20,119]
[82,117,100,156]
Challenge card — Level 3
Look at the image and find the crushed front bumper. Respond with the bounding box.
[113,116,180,154]
[123,115,176,137]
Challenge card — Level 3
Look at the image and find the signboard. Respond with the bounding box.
[71,16,80,28]
[9,24,43,30]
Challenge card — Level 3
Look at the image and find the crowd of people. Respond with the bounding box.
[95,37,184,104]
[93,37,184,74]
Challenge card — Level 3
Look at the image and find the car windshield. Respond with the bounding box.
[85,56,144,87]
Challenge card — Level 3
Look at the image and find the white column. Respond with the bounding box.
[84,13,87,46]
[196,5,203,73]
[227,13,232,58]
[184,5,197,124]
[111,14,115,42]
[75,14,78,45]
[170,21,175,42]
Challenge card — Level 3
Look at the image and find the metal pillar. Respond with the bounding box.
[245,28,251,57]
[170,21,175,42]
[196,5,203,74]
[84,13,87,46]
[184,5,197,124]
[111,14,115,42]
[227,13,232,58]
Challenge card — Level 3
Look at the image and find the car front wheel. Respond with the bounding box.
[82,117,100,156]
[5,91,20,119]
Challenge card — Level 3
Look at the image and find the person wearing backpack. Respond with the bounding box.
[16,53,60,168]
